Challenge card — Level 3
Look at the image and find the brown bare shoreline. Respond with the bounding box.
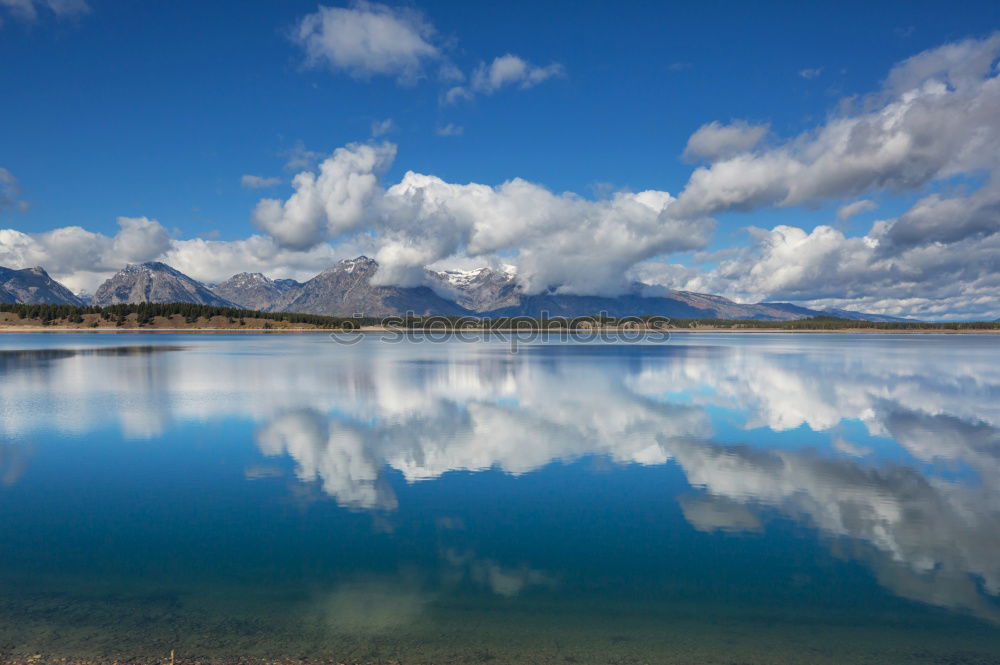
[0,658,379,665]
[1,311,997,334]
[1,326,997,334]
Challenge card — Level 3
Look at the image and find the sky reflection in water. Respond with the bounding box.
[0,333,998,661]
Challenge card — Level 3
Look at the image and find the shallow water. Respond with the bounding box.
[0,332,999,663]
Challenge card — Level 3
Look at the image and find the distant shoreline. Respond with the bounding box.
[1,325,997,335]
[2,304,997,334]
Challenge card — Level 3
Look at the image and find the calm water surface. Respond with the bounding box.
[0,333,998,663]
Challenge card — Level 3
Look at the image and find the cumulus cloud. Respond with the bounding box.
[672,32,1000,218]
[0,168,28,213]
[836,198,878,220]
[654,221,1000,320]
[640,32,1000,319]
[161,235,364,285]
[251,142,396,250]
[250,142,711,294]
[884,180,1000,249]
[288,4,562,106]
[0,216,363,293]
[241,174,282,189]
[682,121,769,162]
[5,34,999,318]
[0,217,171,292]
[111,216,172,262]
[382,175,708,294]
[292,2,439,83]
[0,0,89,23]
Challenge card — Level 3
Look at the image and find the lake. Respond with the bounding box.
[0,332,998,664]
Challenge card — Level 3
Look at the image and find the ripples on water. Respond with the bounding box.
[0,333,998,663]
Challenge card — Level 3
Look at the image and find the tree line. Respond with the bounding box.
[1,303,997,330]
[0,303,352,327]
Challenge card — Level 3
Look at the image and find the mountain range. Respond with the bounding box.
[0,258,914,322]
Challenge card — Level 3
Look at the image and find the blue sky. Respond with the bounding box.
[1,0,999,318]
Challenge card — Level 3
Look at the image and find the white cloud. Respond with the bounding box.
[161,234,363,286]
[633,32,1000,319]
[289,5,563,106]
[471,54,563,94]
[652,217,1000,320]
[442,54,564,105]
[435,123,463,136]
[836,198,878,220]
[798,67,823,79]
[672,32,1000,218]
[252,142,396,250]
[682,121,769,162]
[252,142,711,295]
[111,216,172,262]
[240,174,282,189]
[0,0,89,23]
[0,217,170,292]
[3,34,998,319]
[292,2,439,84]
[0,168,28,213]
[0,216,365,293]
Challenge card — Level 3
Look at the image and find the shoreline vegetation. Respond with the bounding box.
[0,303,997,334]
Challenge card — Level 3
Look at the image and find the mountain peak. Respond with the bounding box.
[426,265,520,312]
[338,255,376,270]
[319,256,378,277]
[94,262,235,307]
[0,264,83,306]
[211,271,301,311]
[124,261,175,272]
[228,272,270,284]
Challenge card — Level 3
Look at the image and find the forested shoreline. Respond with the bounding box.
[1,303,998,331]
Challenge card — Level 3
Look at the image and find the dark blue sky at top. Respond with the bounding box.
[1,0,998,247]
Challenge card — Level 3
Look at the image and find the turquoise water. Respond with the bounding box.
[0,333,998,663]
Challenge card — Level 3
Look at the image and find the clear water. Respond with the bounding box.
[0,332,998,663]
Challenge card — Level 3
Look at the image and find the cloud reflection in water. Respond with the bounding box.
[1,334,998,619]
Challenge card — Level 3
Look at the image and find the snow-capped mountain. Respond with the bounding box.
[274,256,468,317]
[425,266,520,312]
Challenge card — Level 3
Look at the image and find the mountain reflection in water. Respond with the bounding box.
[0,333,998,662]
